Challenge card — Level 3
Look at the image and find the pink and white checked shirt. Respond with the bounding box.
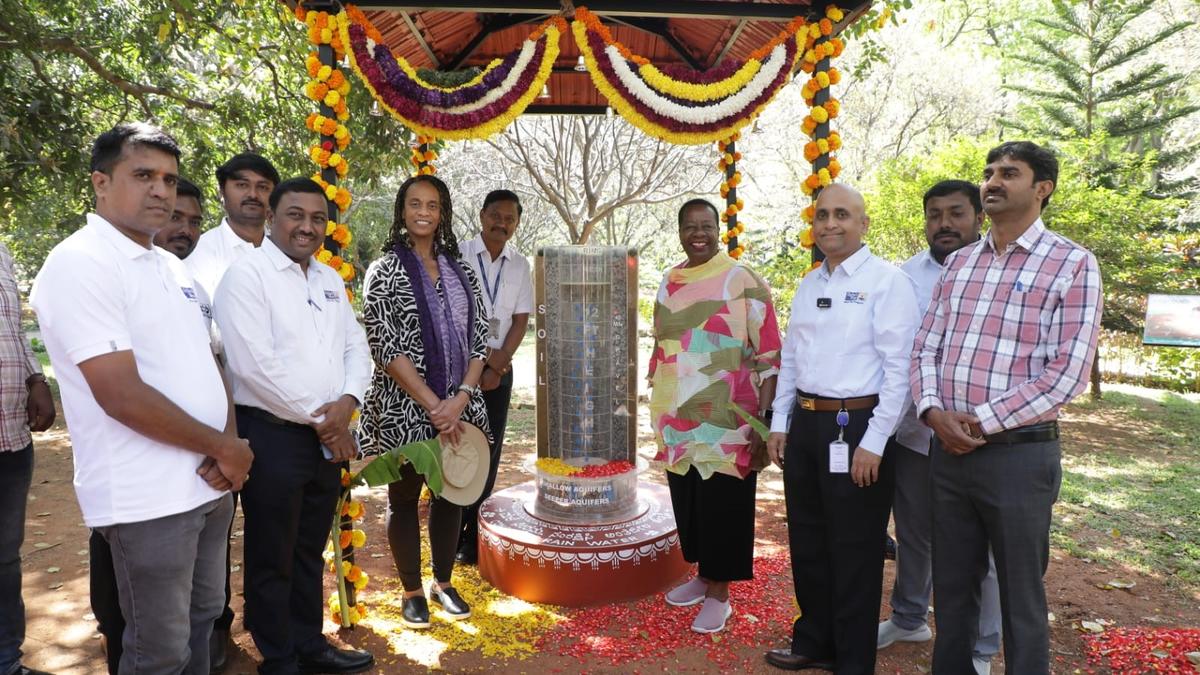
[0,242,43,452]
[912,218,1103,435]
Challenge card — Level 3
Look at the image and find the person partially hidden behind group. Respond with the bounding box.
[648,198,781,635]
[357,175,492,629]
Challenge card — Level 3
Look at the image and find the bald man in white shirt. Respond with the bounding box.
[764,184,919,674]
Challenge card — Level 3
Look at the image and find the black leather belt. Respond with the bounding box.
[796,392,879,412]
[982,421,1059,445]
[235,405,309,431]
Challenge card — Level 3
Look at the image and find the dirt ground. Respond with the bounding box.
[15,396,1200,674]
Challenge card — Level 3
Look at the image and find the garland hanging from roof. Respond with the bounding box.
[572,7,814,145]
[340,5,564,141]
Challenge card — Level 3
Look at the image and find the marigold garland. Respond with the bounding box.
[325,469,369,626]
[798,5,846,273]
[341,6,563,141]
[410,134,438,175]
[573,7,813,145]
[716,133,747,259]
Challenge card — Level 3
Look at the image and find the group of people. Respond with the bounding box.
[649,140,1102,675]
[1,121,533,675]
[0,122,1101,675]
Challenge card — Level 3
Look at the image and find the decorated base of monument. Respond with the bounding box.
[478,480,690,607]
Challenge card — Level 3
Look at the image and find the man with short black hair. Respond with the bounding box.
[32,121,251,674]
[187,153,280,299]
[913,141,1102,674]
[215,178,373,674]
[455,189,533,564]
[877,180,1001,675]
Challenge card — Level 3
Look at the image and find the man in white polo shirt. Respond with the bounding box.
[185,152,280,300]
[215,178,373,674]
[31,122,252,674]
[455,189,533,564]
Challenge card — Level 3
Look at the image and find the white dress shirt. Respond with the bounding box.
[31,214,227,527]
[213,238,371,425]
[770,245,920,456]
[894,249,944,454]
[459,235,534,350]
[185,217,257,299]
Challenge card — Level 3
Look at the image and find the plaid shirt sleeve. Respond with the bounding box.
[972,250,1103,433]
[911,265,948,419]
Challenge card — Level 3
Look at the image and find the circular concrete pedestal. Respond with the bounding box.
[478,480,690,607]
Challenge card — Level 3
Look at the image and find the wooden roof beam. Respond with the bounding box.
[351,0,840,22]
[612,17,704,70]
[711,19,747,68]
[441,13,537,70]
[400,11,440,67]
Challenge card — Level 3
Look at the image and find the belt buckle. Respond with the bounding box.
[799,397,816,411]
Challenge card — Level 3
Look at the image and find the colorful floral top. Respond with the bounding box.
[648,252,782,479]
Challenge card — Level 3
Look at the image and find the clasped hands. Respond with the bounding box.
[428,392,469,445]
[924,408,986,455]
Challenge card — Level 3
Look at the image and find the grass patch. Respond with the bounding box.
[1053,386,1200,589]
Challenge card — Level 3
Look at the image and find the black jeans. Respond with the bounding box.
[0,445,33,673]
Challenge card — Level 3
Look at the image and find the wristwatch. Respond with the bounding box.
[457,383,481,397]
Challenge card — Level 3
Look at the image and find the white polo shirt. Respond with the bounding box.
[460,235,533,350]
[213,238,371,425]
[770,245,920,455]
[894,249,944,454]
[30,214,227,527]
[185,217,257,299]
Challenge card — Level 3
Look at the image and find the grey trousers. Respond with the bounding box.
[889,442,1001,657]
[929,438,1061,675]
[97,494,234,675]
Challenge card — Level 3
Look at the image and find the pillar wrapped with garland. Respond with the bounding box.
[294,0,369,629]
[798,5,846,274]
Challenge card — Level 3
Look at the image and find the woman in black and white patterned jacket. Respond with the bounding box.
[358,174,490,630]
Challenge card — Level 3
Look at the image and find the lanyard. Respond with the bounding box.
[476,252,506,311]
[836,407,849,443]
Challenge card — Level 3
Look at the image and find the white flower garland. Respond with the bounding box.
[602,42,790,125]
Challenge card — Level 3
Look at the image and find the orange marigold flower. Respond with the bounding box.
[804,142,821,162]
[819,19,834,35]
[829,67,842,84]
[328,255,344,269]
[338,530,352,549]
[804,174,821,190]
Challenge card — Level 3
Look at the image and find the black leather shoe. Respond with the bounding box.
[429,585,471,619]
[297,646,374,674]
[401,595,431,629]
[209,627,230,674]
[763,648,835,671]
[455,542,478,565]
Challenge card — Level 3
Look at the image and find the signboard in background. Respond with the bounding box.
[1143,294,1200,347]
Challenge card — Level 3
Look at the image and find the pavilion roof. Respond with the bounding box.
[349,0,870,112]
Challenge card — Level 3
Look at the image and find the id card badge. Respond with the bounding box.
[829,440,850,473]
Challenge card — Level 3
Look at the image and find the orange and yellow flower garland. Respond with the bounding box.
[410,134,438,175]
[296,2,364,627]
[717,133,747,259]
[797,6,846,276]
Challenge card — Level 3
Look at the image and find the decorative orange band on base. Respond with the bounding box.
[478,481,691,607]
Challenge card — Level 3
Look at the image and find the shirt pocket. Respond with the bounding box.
[999,273,1053,343]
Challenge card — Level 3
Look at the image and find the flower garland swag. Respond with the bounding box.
[798,5,846,277]
[341,5,564,141]
[294,1,363,629]
[717,133,747,259]
[410,135,437,176]
[572,7,813,146]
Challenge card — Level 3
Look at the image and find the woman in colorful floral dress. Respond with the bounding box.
[648,198,782,634]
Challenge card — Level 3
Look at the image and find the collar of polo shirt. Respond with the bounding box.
[89,213,157,258]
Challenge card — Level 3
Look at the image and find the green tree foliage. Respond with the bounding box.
[0,0,413,273]
[1003,0,1199,196]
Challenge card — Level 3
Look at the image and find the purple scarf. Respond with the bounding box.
[393,245,475,396]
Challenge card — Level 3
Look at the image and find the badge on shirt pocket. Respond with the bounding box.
[181,286,198,302]
[843,291,867,304]
[324,290,340,302]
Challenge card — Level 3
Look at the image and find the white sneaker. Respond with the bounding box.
[665,577,707,607]
[876,618,933,649]
[973,656,992,675]
[690,597,732,634]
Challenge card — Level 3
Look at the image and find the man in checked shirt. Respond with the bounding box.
[912,141,1102,675]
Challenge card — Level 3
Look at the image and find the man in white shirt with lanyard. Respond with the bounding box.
[455,189,533,564]
[214,178,373,675]
[32,122,252,674]
[186,153,280,300]
[878,180,1002,675]
[763,183,919,674]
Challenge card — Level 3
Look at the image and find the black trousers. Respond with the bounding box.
[459,369,514,551]
[931,436,1061,675]
[215,491,239,633]
[783,399,895,675]
[237,409,340,674]
[89,530,122,675]
[388,460,462,591]
[667,467,757,581]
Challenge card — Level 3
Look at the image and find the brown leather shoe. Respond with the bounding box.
[764,648,835,671]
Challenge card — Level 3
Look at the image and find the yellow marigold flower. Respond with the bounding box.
[826,6,845,21]
[354,572,369,591]
[818,168,833,187]
[816,71,831,89]
[323,90,340,107]
[810,106,829,124]
[800,228,815,247]
[317,250,334,264]
[326,220,337,236]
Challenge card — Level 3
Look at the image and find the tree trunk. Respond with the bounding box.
[1090,353,1102,400]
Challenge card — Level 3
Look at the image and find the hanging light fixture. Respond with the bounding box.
[574,55,587,72]
[370,100,384,117]
[539,84,551,99]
